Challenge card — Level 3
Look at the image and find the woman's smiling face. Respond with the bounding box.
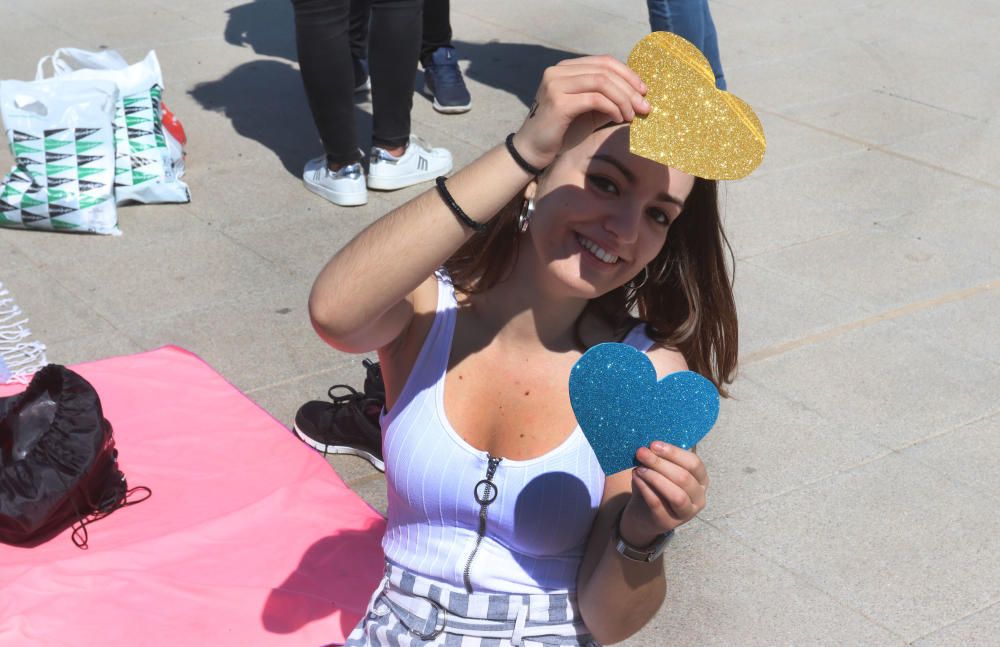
[525,125,695,298]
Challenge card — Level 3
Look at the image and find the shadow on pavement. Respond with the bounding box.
[189,59,372,176]
[224,0,297,61]
[195,0,376,176]
[197,1,575,173]
[451,40,579,107]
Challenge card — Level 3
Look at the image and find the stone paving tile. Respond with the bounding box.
[734,260,869,358]
[747,111,865,175]
[847,11,999,80]
[0,264,116,346]
[10,225,295,325]
[875,187,1000,271]
[713,452,1000,642]
[730,44,890,112]
[722,146,986,261]
[181,156,330,230]
[220,195,389,281]
[712,4,850,68]
[880,67,1000,123]
[741,320,1000,450]
[885,119,1000,188]
[747,225,998,314]
[890,282,1000,367]
[632,520,905,646]
[153,0,267,46]
[913,600,1000,647]
[27,2,218,53]
[794,148,979,222]
[0,11,61,80]
[1,235,37,270]
[453,1,641,62]
[720,163,865,261]
[43,329,146,367]
[137,33,274,89]
[187,69,318,169]
[123,284,338,393]
[699,375,888,520]
[903,412,1000,504]
[779,90,978,148]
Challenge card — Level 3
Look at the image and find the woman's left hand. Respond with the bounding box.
[619,441,709,546]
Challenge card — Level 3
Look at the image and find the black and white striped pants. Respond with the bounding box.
[344,563,601,647]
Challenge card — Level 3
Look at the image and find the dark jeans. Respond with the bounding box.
[291,0,423,165]
[351,0,452,66]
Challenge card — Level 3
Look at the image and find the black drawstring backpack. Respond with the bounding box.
[0,364,149,548]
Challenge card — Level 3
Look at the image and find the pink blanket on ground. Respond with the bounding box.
[0,346,386,646]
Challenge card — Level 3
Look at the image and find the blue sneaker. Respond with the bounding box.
[422,47,471,114]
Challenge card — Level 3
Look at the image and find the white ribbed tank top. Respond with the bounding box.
[380,273,656,594]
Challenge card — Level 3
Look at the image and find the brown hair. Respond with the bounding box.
[443,177,738,396]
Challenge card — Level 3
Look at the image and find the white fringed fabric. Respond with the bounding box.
[0,282,48,384]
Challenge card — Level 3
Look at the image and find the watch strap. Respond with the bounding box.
[613,508,674,562]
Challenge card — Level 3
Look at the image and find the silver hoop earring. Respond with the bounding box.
[631,267,650,290]
[517,198,535,233]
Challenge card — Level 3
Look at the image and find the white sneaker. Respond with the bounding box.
[366,135,453,191]
[302,157,367,206]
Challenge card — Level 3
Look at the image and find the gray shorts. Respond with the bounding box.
[343,562,601,646]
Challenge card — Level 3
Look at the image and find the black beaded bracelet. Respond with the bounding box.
[435,176,487,233]
[505,133,547,176]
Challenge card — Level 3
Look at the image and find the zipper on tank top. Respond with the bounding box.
[462,453,502,593]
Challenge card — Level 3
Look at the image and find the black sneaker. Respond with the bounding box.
[293,359,385,471]
[422,46,472,114]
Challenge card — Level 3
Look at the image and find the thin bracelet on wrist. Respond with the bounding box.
[435,176,487,233]
[505,133,547,176]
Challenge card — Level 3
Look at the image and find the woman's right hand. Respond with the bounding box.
[512,55,650,171]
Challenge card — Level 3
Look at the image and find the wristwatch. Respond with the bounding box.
[613,509,675,562]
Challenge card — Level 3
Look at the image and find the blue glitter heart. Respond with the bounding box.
[569,342,720,475]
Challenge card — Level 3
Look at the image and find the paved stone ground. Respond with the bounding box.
[2,0,998,644]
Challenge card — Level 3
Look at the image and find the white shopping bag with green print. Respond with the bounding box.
[0,78,120,234]
[36,48,189,205]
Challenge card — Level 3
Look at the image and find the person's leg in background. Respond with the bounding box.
[366,0,453,190]
[646,0,726,90]
[420,0,471,113]
[646,0,673,34]
[349,0,372,92]
[698,0,726,90]
[291,0,368,205]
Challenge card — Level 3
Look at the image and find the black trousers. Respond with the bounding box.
[351,0,452,65]
[291,0,423,165]
[421,0,452,61]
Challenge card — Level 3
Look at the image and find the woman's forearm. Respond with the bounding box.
[308,143,532,351]
[578,506,666,644]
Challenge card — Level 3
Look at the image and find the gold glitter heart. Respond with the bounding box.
[627,32,766,180]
